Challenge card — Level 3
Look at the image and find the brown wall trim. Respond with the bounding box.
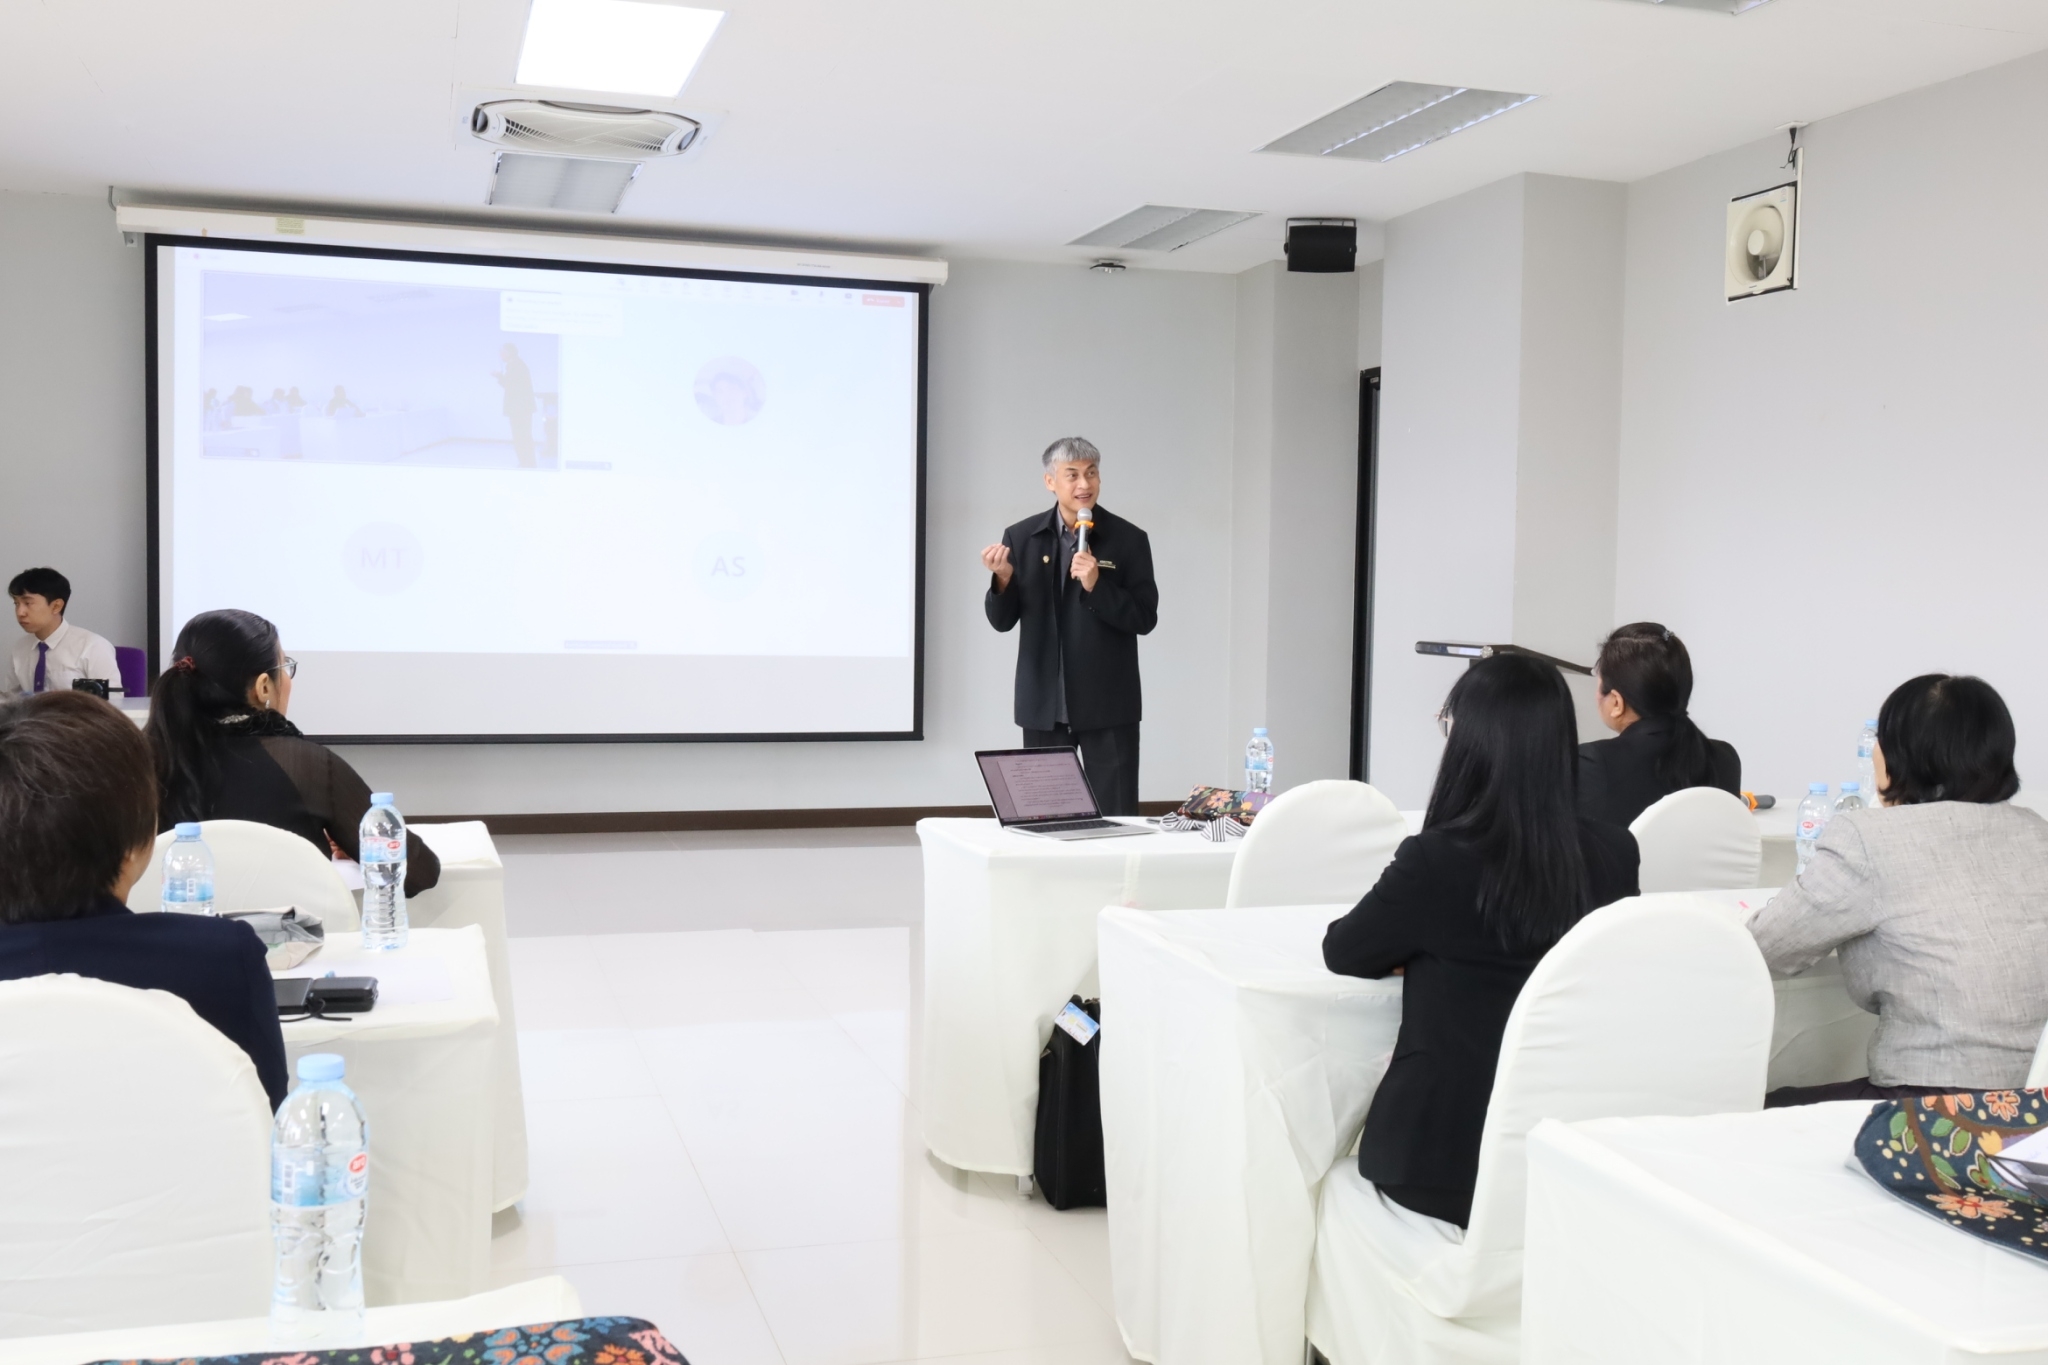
[426,801,1181,836]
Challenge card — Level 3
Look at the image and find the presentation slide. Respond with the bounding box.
[151,239,924,740]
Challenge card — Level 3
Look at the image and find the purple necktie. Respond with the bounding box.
[32,642,47,694]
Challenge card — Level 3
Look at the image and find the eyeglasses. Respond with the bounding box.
[1436,707,1453,738]
[280,656,298,679]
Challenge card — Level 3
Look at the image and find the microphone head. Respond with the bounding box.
[1076,506,1093,525]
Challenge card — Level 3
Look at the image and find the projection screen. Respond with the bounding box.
[148,235,926,742]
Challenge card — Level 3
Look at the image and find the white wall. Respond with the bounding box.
[1357,260,1383,372]
[1616,48,2048,801]
[0,193,146,649]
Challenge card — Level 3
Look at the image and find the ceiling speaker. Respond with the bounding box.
[1286,219,1356,273]
[1726,182,1797,301]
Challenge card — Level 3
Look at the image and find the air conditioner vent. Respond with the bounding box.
[1262,82,1538,163]
[471,100,700,161]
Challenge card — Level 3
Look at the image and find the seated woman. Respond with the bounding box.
[146,609,440,897]
[0,691,289,1107]
[1577,622,1742,827]
[1750,674,2048,1105]
[1323,653,1640,1228]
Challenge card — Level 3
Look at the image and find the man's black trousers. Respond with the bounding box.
[1022,723,1140,816]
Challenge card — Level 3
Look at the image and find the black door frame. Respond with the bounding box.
[1348,368,1381,782]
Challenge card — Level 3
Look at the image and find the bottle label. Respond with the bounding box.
[1799,817,1824,838]
[345,1150,369,1197]
[273,1149,321,1206]
[360,837,404,863]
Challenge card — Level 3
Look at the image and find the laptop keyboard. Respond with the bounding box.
[1024,818,1121,833]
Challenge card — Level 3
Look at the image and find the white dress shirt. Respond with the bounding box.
[4,619,124,698]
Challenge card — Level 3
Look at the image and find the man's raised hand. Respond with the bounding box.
[982,542,1014,591]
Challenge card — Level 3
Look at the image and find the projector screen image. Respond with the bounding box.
[150,238,926,741]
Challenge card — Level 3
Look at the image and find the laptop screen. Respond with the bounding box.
[977,748,1100,824]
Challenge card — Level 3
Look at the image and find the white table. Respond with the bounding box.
[917,817,1239,1176]
[1098,891,1874,1365]
[281,926,498,1306]
[1099,905,1402,1365]
[1525,1105,2048,1363]
[409,821,528,1211]
[0,1277,581,1365]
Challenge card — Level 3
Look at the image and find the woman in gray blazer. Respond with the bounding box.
[1749,674,2048,1105]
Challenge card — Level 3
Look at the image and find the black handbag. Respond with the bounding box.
[1032,995,1106,1209]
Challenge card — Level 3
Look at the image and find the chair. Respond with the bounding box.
[2026,1018,2048,1089]
[1629,787,1762,892]
[1304,894,1774,1364]
[129,818,360,930]
[1224,780,1409,909]
[0,975,272,1338]
[113,646,147,700]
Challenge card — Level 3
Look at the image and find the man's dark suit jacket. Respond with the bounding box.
[1577,716,1742,828]
[1322,821,1640,1216]
[0,895,290,1108]
[985,504,1158,731]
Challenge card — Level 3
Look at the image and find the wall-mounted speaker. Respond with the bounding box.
[1726,182,1797,300]
[1285,218,1356,273]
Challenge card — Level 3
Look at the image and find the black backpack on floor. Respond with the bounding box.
[1032,995,1105,1209]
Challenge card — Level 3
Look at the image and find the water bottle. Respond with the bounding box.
[162,823,216,916]
[1244,728,1274,807]
[1794,783,1832,875]
[359,794,408,952]
[1858,719,1879,803]
[271,1053,368,1343]
[1834,781,1865,815]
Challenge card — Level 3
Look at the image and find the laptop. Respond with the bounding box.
[975,747,1154,841]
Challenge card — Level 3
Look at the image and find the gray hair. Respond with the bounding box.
[1041,436,1101,469]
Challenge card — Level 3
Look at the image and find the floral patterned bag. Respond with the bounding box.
[1157,785,1265,841]
[88,1316,689,1365]
[1854,1089,2048,1262]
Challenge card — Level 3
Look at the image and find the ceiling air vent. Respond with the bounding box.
[1068,205,1260,253]
[489,153,642,213]
[1261,82,1538,163]
[471,100,701,159]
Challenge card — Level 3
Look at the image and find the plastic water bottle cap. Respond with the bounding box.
[174,822,202,838]
[1252,728,1268,736]
[1841,782,1860,792]
[370,792,395,807]
[1808,782,1830,793]
[297,1053,346,1082]
[1864,720,1878,728]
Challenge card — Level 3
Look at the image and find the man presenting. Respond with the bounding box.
[983,437,1158,815]
[6,568,121,698]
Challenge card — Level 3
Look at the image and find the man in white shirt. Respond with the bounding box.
[6,568,122,698]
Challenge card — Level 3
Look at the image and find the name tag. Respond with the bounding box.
[1097,560,1116,569]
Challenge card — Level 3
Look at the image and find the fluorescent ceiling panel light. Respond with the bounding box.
[1633,0,1773,11]
[1068,205,1260,252]
[489,152,642,213]
[517,0,724,97]
[1262,81,1538,163]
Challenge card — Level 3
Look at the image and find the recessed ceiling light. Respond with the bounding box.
[203,313,249,321]
[1261,82,1539,163]
[516,0,725,98]
[1632,0,1772,11]
[1069,205,1260,252]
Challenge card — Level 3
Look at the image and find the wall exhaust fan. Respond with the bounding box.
[1726,181,1796,300]
[471,99,701,212]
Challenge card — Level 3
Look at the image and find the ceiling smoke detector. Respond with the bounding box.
[1089,260,1127,273]
[472,99,701,159]
[1069,205,1260,253]
[1261,82,1538,163]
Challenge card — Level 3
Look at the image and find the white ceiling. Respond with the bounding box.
[4,0,2045,273]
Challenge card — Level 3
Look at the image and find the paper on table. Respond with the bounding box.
[276,951,455,1006]
[332,856,365,891]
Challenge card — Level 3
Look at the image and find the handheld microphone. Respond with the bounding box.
[1076,506,1093,555]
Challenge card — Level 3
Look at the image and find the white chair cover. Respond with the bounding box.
[2027,1018,2048,1088]
[1305,894,1775,1364]
[130,818,361,930]
[1225,781,1408,910]
[0,975,272,1338]
[1629,788,1761,892]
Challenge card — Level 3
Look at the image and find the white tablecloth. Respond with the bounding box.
[0,1277,582,1365]
[410,822,528,1211]
[917,817,1239,1175]
[1525,1105,2048,1364]
[1099,905,1403,1365]
[281,926,498,1306]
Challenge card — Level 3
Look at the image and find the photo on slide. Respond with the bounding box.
[198,272,562,471]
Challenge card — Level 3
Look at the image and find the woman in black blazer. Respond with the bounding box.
[1324,653,1640,1228]
[1577,622,1741,828]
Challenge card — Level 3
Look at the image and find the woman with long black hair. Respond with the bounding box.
[1322,652,1639,1228]
[145,609,439,896]
[1577,621,1741,827]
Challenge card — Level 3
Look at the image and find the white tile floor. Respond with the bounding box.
[490,830,1136,1365]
